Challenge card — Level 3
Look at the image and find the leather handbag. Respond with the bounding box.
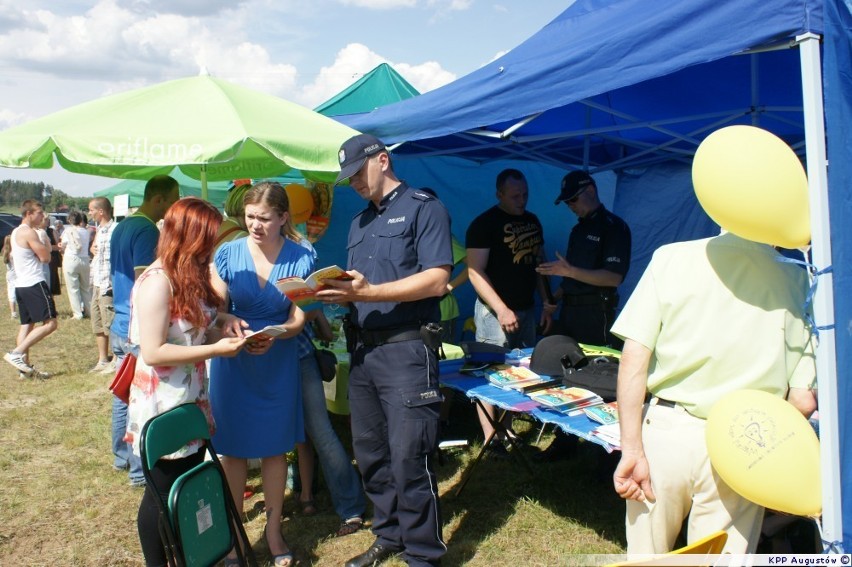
[108,354,137,404]
[314,348,338,382]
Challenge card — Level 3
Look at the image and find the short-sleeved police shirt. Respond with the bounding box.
[347,183,453,330]
[560,205,631,296]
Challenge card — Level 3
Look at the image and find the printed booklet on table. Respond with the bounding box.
[583,401,619,425]
[480,364,549,391]
[528,386,602,411]
[275,265,354,310]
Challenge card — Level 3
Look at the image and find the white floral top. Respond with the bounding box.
[124,267,216,459]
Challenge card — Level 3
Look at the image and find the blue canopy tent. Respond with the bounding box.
[338,0,849,550]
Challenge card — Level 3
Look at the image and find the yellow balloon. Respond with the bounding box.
[706,389,821,517]
[284,183,313,225]
[692,125,810,248]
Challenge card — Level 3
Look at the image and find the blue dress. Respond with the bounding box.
[209,238,314,458]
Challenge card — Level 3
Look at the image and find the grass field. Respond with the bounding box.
[0,269,627,566]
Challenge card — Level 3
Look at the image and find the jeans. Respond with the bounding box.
[474,298,536,349]
[300,354,366,521]
[111,331,144,484]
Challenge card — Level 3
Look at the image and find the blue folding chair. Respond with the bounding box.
[140,403,256,567]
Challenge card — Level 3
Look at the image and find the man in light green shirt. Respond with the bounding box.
[610,232,817,554]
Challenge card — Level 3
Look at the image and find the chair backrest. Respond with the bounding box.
[605,530,728,567]
[674,530,728,555]
[141,403,210,471]
[169,461,234,567]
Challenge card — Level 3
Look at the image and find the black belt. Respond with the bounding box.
[654,397,677,408]
[358,325,421,347]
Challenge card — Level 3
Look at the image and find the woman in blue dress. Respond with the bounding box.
[211,181,313,567]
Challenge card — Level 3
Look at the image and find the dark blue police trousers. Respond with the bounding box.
[349,338,447,566]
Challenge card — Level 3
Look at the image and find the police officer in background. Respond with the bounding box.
[538,170,631,348]
[535,170,631,462]
[318,134,452,567]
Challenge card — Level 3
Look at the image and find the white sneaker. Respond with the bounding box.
[89,360,111,373]
[10,312,17,320]
[29,366,51,380]
[99,360,117,374]
[4,351,34,374]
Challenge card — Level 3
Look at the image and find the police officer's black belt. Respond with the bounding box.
[563,293,610,306]
[359,324,422,347]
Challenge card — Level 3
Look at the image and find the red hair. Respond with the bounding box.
[156,197,223,326]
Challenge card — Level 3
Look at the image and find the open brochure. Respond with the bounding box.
[244,324,288,343]
[274,265,353,311]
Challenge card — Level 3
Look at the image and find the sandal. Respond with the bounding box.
[265,515,294,567]
[335,516,364,537]
[298,498,317,516]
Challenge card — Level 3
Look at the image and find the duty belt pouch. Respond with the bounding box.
[562,355,620,401]
[420,323,443,350]
[343,314,358,353]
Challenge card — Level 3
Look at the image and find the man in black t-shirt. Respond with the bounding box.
[466,169,556,455]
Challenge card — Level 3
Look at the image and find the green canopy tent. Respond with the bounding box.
[94,168,231,209]
[314,63,419,117]
[0,74,358,200]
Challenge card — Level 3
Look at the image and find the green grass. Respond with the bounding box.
[0,270,626,565]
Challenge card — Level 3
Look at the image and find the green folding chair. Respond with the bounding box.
[140,403,256,567]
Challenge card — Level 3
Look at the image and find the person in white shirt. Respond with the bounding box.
[3,200,59,377]
[59,211,92,320]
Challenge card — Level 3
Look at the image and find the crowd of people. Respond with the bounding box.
[0,132,818,564]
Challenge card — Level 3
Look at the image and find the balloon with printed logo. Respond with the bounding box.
[692,125,810,248]
[284,183,313,225]
[706,389,821,517]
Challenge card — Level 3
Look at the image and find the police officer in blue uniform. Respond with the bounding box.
[538,170,631,348]
[318,134,453,567]
[535,170,631,463]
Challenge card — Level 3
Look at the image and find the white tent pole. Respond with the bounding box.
[798,32,842,550]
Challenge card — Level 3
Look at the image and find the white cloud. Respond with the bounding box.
[427,0,472,10]
[335,0,416,9]
[0,108,26,130]
[298,43,455,108]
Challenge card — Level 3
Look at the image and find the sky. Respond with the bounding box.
[0,0,569,197]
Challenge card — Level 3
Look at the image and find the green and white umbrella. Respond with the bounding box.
[0,74,359,198]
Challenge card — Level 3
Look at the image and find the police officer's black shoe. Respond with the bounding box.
[344,539,402,567]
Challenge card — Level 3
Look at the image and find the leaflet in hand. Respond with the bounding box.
[274,265,353,311]
[244,324,288,343]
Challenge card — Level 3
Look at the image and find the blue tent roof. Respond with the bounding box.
[337,0,852,551]
[341,0,822,171]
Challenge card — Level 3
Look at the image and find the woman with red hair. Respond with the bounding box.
[124,197,247,566]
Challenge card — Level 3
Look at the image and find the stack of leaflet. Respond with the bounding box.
[480,364,558,392]
[592,423,621,449]
[583,401,619,425]
[528,386,602,412]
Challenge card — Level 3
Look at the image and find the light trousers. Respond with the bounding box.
[625,402,764,554]
[62,254,91,318]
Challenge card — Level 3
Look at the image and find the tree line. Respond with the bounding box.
[0,179,91,214]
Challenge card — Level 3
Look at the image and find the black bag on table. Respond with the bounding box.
[532,334,620,401]
[562,354,620,402]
